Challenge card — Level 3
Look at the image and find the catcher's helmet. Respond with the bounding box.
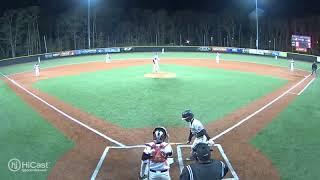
[153,127,168,143]
[182,110,194,122]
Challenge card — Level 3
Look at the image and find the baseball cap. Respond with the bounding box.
[193,143,211,161]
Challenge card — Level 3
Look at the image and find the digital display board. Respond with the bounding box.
[291,35,311,49]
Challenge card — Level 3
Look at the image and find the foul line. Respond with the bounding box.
[0,72,125,147]
[298,78,315,95]
[210,74,311,141]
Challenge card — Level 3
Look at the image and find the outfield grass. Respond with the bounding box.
[0,52,313,75]
[34,64,286,128]
[0,80,73,180]
[251,79,320,180]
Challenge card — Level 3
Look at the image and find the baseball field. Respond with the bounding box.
[1,52,319,180]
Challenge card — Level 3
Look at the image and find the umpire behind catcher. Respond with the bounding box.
[180,143,229,180]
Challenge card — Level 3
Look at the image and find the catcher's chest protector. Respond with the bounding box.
[150,143,168,163]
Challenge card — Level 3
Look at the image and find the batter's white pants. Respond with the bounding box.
[149,170,171,180]
[191,135,208,150]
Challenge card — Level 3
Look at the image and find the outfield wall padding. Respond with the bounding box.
[0,46,318,67]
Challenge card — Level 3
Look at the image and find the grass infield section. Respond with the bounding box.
[0,80,73,180]
[251,79,320,180]
[0,52,313,75]
[34,64,286,128]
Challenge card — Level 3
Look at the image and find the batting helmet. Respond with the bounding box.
[153,127,168,143]
[182,110,194,122]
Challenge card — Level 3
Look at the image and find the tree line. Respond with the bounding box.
[0,5,319,59]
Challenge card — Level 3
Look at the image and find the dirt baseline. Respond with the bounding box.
[5,59,312,180]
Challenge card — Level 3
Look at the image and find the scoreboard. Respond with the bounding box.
[291,35,311,52]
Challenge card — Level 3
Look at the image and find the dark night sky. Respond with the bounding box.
[1,0,320,17]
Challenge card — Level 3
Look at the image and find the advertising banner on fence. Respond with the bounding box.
[198,47,211,52]
[45,53,53,59]
[122,47,133,52]
[226,48,244,53]
[279,52,287,58]
[60,51,74,57]
[248,49,264,55]
[212,47,227,52]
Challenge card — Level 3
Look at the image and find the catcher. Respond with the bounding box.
[139,127,173,180]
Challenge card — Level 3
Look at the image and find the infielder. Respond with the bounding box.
[34,62,40,77]
[153,53,160,73]
[162,48,165,54]
[105,53,111,63]
[181,110,213,160]
[216,52,220,64]
[290,59,295,72]
[139,127,173,180]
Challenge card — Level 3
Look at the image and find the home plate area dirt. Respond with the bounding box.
[6,59,312,180]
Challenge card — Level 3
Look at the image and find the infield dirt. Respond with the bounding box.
[5,59,312,180]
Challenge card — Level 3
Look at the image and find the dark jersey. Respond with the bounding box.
[180,160,228,180]
[312,63,317,70]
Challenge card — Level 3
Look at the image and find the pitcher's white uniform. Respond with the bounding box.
[105,53,111,63]
[189,119,208,149]
[34,63,40,77]
[153,53,160,73]
[216,52,220,64]
[141,142,173,180]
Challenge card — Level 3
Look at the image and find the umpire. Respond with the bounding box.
[311,61,317,77]
[180,143,229,180]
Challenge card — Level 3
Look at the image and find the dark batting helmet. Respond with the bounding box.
[182,110,194,122]
[153,127,168,143]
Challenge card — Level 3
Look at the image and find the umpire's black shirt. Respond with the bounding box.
[180,160,228,180]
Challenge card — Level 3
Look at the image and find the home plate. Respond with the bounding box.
[144,72,176,79]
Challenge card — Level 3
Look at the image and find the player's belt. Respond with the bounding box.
[150,169,168,173]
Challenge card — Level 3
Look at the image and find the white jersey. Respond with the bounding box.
[153,54,159,61]
[142,142,172,171]
[189,118,204,135]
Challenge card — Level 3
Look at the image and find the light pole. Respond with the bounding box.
[88,0,91,49]
[255,0,259,50]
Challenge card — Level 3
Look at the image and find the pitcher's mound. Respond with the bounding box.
[144,72,176,79]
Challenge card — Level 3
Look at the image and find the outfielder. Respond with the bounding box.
[216,52,220,64]
[105,53,111,63]
[34,62,40,77]
[290,59,295,72]
[139,127,173,180]
[311,61,317,77]
[153,53,160,73]
[181,110,213,160]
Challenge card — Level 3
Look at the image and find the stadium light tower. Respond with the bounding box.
[88,0,91,49]
[255,0,259,50]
